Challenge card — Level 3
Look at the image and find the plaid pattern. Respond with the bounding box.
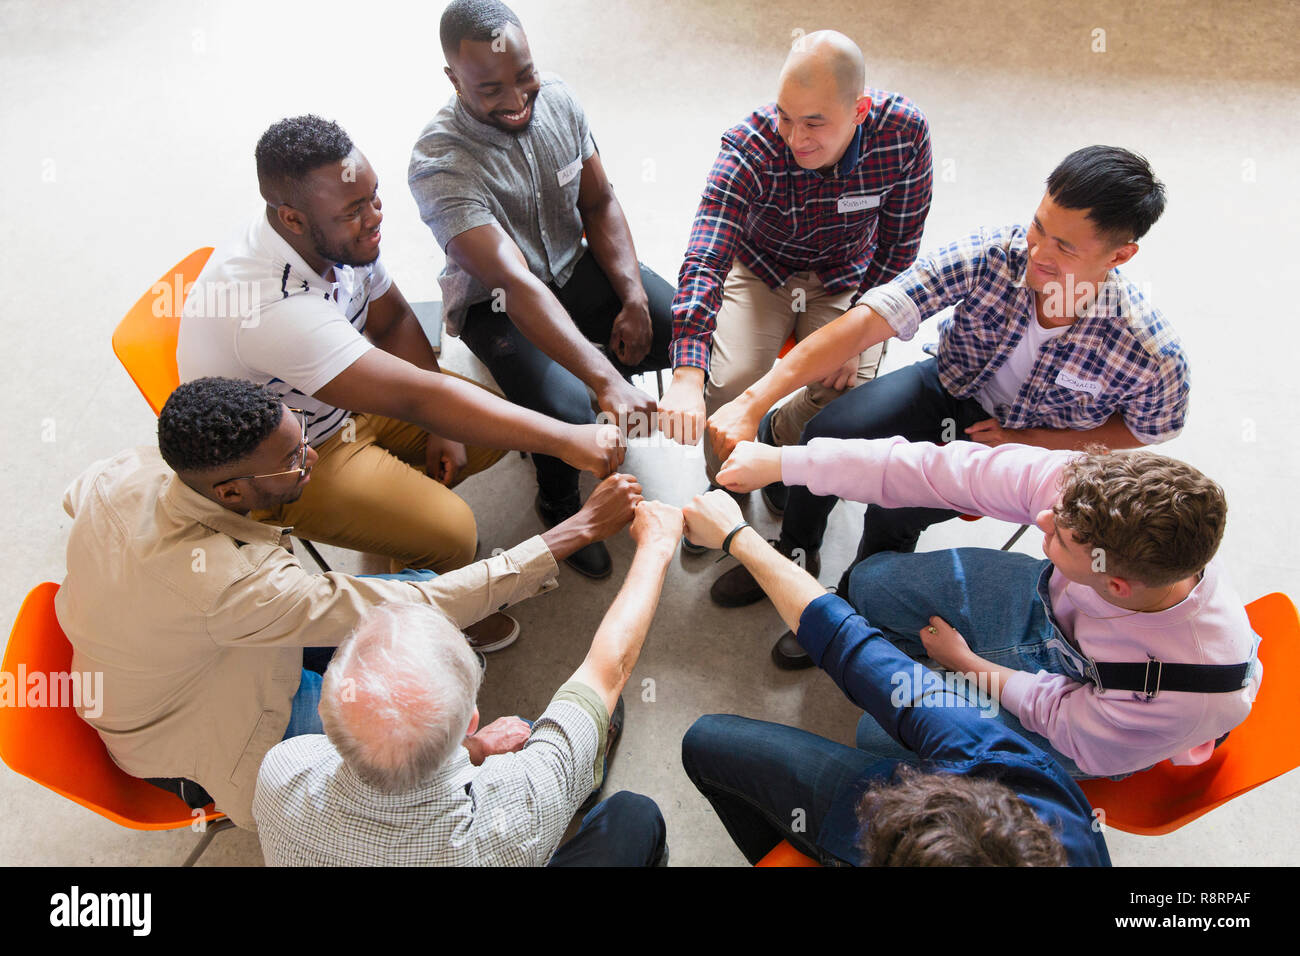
[670,90,933,371]
[253,699,600,867]
[861,225,1189,443]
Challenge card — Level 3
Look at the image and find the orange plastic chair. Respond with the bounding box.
[111,247,214,414]
[755,839,821,867]
[0,583,233,865]
[1079,592,1300,835]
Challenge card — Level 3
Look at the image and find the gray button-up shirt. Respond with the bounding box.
[408,74,597,335]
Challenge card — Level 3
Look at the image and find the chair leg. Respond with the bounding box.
[298,538,333,573]
[182,817,236,867]
[1000,524,1031,551]
[656,368,666,401]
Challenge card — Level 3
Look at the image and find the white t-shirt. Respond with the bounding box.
[177,211,392,445]
[977,314,1071,417]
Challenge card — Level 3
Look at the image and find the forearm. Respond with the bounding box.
[729,526,827,634]
[744,306,893,411]
[570,543,673,714]
[405,373,573,455]
[505,277,622,392]
[1017,413,1141,451]
[582,194,646,309]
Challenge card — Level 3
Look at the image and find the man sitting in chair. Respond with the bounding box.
[55,377,640,830]
[680,492,1110,866]
[714,437,1260,779]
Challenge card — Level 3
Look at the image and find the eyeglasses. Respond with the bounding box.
[213,408,311,488]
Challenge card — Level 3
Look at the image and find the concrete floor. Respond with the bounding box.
[2,0,1297,867]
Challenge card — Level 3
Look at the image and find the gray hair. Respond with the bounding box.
[319,603,482,793]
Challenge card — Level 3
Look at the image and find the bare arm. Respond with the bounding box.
[965,412,1143,451]
[444,223,650,425]
[363,283,440,374]
[706,305,895,462]
[569,500,682,715]
[682,490,825,634]
[312,347,623,477]
[577,151,652,367]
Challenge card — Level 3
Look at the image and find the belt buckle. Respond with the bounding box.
[1143,658,1164,700]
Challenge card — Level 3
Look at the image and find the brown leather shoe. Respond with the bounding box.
[463,612,520,654]
[771,630,814,670]
[709,542,820,608]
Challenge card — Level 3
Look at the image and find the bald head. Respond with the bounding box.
[319,604,481,793]
[781,30,865,108]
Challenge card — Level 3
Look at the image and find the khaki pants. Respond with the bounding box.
[252,379,507,573]
[703,261,885,480]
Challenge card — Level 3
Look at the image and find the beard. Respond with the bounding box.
[309,221,378,268]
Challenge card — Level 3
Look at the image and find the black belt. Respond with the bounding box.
[1091,659,1253,698]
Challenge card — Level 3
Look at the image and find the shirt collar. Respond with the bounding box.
[160,469,291,548]
[834,123,865,178]
[254,209,337,295]
[336,746,476,808]
[450,94,520,150]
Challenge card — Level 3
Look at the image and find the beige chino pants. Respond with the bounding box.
[702,261,885,480]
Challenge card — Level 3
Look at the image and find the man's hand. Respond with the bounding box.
[463,715,531,766]
[707,396,763,464]
[425,433,468,486]
[596,378,657,441]
[919,616,977,672]
[964,418,1024,448]
[609,299,653,368]
[716,441,782,493]
[819,354,859,392]
[572,473,643,541]
[657,367,707,446]
[682,488,745,551]
[560,422,627,477]
[629,498,684,558]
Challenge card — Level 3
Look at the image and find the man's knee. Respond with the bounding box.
[589,791,666,861]
[681,713,735,780]
[404,493,479,572]
[847,551,911,617]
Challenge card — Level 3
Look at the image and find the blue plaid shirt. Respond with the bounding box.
[860,225,1189,443]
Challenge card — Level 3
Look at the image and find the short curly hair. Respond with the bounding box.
[255,114,354,206]
[440,0,522,59]
[1054,447,1226,587]
[158,377,284,474]
[857,765,1066,866]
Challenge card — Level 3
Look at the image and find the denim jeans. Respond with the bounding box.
[546,791,667,867]
[282,569,438,742]
[460,249,676,505]
[778,357,991,589]
[846,547,1091,777]
[682,713,903,865]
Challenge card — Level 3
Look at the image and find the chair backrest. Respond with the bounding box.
[111,248,214,415]
[1079,592,1300,835]
[0,583,221,830]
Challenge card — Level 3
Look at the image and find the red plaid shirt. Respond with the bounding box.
[670,90,933,371]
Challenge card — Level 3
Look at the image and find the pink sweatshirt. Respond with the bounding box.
[782,437,1261,777]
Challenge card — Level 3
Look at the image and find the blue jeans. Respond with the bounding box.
[682,714,902,865]
[547,792,667,867]
[282,569,438,741]
[846,547,1091,777]
[779,357,992,589]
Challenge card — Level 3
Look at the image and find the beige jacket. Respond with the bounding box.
[56,447,559,829]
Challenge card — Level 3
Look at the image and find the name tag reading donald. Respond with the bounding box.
[1056,370,1102,396]
[838,194,881,213]
[557,157,582,186]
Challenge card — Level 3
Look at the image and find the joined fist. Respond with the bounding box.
[682,488,745,552]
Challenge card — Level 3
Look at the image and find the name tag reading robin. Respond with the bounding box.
[838,194,881,213]
[557,157,582,186]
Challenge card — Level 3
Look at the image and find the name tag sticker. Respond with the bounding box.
[1056,370,1102,396]
[557,157,582,186]
[838,194,881,213]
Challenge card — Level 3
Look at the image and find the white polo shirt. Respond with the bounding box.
[177,210,392,445]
